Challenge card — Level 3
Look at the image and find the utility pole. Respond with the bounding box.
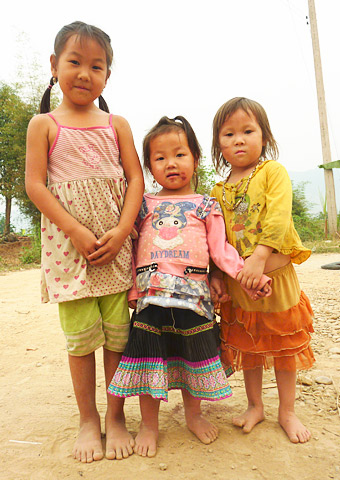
[308,0,338,237]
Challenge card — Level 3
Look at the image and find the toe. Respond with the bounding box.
[147,446,156,458]
[115,448,123,460]
[93,449,104,461]
[106,449,116,460]
[289,433,299,444]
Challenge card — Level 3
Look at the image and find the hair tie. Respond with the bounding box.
[48,77,58,89]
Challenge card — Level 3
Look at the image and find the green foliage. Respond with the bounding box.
[292,181,326,241]
[292,181,309,217]
[0,84,34,194]
[0,83,35,233]
[304,239,340,254]
[196,158,217,195]
[0,214,14,234]
[0,35,61,233]
[20,225,41,264]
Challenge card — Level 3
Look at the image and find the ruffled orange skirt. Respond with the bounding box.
[219,263,315,371]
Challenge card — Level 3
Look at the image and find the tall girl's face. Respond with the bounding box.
[218,108,265,173]
[50,34,110,108]
[149,131,198,196]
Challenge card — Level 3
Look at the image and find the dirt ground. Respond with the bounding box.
[0,237,33,269]
[0,252,340,480]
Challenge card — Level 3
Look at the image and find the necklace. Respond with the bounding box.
[222,159,264,211]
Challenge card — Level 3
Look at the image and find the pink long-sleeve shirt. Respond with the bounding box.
[129,194,270,319]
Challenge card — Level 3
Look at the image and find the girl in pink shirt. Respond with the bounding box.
[108,115,271,457]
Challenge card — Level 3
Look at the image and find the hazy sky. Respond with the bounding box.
[1,0,340,173]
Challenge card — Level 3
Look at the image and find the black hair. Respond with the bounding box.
[143,116,202,191]
[40,21,113,114]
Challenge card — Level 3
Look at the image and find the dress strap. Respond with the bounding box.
[109,114,119,151]
[47,113,60,126]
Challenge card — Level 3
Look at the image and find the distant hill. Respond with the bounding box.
[288,167,340,215]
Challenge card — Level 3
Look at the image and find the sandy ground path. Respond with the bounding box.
[0,253,340,480]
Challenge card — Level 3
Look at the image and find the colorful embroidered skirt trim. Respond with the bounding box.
[108,305,232,401]
[219,263,315,371]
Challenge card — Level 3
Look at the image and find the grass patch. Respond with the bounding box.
[19,227,41,265]
[304,239,340,254]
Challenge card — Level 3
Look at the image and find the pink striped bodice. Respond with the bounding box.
[47,114,124,184]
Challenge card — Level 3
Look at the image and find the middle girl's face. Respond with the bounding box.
[149,131,198,196]
[51,34,109,108]
[218,108,265,174]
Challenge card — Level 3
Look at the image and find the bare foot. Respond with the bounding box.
[73,414,104,463]
[105,413,134,460]
[232,405,265,433]
[185,412,219,444]
[278,409,311,443]
[134,422,158,457]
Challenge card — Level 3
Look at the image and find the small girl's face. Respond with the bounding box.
[51,34,110,108]
[218,108,265,173]
[149,131,198,196]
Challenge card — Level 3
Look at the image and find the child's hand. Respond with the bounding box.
[247,282,272,301]
[210,272,231,305]
[69,224,98,259]
[88,227,126,266]
[236,255,266,290]
[128,300,137,309]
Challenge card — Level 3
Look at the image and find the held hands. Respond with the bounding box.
[210,265,272,306]
[246,281,272,301]
[210,270,231,305]
[236,254,266,290]
[236,254,272,300]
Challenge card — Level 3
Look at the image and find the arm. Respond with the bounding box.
[206,209,271,298]
[127,235,139,308]
[25,115,98,258]
[209,267,231,305]
[255,162,292,251]
[88,116,144,266]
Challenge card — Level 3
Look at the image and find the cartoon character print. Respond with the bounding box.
[152,201,196,250]
[79,144,101,169]
[196,195,220,219]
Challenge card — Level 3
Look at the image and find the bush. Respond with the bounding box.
[292,214,325,242]
[20,225,41,264]
[292,181,331,241]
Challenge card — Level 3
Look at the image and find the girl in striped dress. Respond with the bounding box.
[25,21,144,463]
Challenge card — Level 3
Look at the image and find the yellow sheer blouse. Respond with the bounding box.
[211,160,310,264]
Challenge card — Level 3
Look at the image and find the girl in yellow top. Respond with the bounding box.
[210,97,314,444]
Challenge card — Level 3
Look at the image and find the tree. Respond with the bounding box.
[0,83,34,235]
[292,181,311,218]
[292,181,324,241]
[0,34,62,234]
[196,157,217,196]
